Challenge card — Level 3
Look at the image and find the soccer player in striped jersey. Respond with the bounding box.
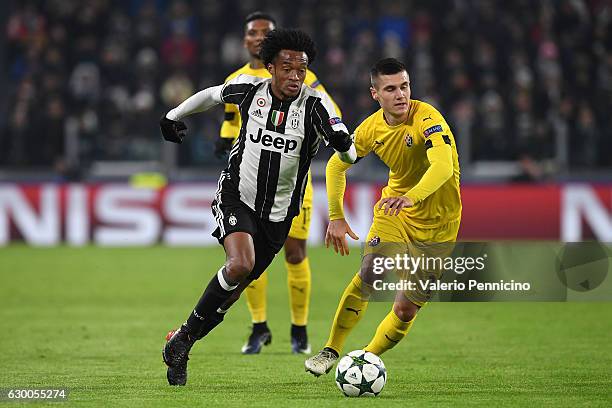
[160,29,356,386]
[305,58,462,376]
[216,12,342,356]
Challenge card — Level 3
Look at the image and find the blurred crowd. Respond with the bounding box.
[1,0,611,176]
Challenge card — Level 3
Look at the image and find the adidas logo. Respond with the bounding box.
[251,109,264,118]
[349,372,358,379]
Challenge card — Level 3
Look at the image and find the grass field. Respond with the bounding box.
[1,246,611,407]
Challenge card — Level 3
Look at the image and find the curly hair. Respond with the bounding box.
[259,28,316,66]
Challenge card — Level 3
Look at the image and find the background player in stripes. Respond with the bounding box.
[159,29,357,386]
[216,11,342,355]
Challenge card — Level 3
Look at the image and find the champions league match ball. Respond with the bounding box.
[335,350,387,397]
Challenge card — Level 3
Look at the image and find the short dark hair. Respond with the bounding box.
[244,11,276,27]
[260,28,316,66]
[370,58,408,87]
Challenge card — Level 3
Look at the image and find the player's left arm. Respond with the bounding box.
[306,71,342,118]
[378,112,454,215]
[312,94,356,163]
[406,137,453,200]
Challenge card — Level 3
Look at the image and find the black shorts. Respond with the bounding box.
[211,180,292,281]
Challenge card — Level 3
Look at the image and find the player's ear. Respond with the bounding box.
[370,86,378,101]
[266,63,274,75]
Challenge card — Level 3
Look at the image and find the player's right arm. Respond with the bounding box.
[160,75,259,144]
[324,126,373,256]
[160,85,225,144]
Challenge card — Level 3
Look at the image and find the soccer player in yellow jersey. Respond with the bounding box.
[305,58,462,376]
[216,12,341,355]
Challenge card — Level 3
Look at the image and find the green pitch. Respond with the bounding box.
[1,246,610,407]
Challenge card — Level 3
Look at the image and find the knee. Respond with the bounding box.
[285,249,305,264]
[393,301,418,322]
[358,268,375,286]
[225,253,255,281]
[284,239,306,264]
[358,255,381,285]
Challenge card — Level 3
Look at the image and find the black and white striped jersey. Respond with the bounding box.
[218,74,348,222]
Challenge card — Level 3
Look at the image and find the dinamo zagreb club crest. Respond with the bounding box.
[369,236,380,247]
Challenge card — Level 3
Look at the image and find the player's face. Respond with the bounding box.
[267,50,308,100]
[244,19,274,59]
[370,71,411,119]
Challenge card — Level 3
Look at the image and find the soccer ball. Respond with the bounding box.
[335,350,387,397]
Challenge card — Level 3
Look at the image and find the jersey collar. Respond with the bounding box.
[267,82,301,104]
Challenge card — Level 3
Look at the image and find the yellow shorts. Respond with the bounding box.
[365,205,461,306]
[288,172,313,240]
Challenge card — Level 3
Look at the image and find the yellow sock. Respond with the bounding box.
[324,273,370,354]
[364,310,415,356]
[286,258,311,326]
[245,270,268,323]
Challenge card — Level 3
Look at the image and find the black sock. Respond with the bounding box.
[323,346,339,358]
[253,322,269,334]
[185,266,238,339]
[291,324,306,338]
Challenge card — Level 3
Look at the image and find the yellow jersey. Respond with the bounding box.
[329,99,461,228]
[220,63,341,138]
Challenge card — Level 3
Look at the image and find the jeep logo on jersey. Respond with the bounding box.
[249,128,298,153]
